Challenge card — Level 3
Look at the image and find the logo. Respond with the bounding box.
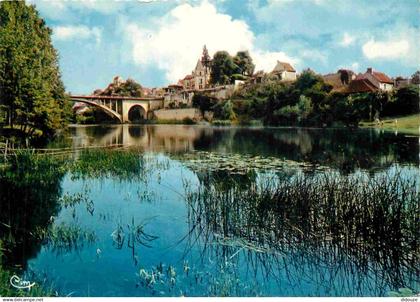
[10,275,36,290]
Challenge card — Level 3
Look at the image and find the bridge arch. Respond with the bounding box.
[70,95,163,124]
[122,102,149,123]
[127,105,146,123]
[71,98,122,123]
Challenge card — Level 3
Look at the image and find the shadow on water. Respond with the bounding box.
[0,152,65,269]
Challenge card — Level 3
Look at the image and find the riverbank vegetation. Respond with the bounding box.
[193,69,419,129]
[185,170,419,295]
[0,2,72,143]
[0,145,418,296]
[360,113,419,135]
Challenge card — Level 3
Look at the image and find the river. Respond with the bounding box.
[1,125,419,297]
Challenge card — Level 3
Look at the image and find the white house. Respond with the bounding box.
[357,68,394,91]
[272,61,297,81]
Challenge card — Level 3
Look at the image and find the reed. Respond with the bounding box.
[184,171,419,294]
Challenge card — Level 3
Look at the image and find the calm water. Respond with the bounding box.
[1,125,419,297]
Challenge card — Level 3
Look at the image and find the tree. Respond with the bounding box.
[115,79,143,97]
[192,93,218,112]
[383,85,419,116]
[0,1,69,137]
[233,51,255,76]
[201,45,211,69]
[210,51,239,85]
[411,71,420,85]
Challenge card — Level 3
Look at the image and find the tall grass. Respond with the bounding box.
[185,171,419,294]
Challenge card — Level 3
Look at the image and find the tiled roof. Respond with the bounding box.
[371,71,393,84]
[357,69,393,84]
[273,61,296,73]
[323,73,345,90]
[346,78,378,93]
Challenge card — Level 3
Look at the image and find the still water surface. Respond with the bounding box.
[5,125,420,296]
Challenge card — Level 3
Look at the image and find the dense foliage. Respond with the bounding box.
[97,78,143,97]
[210,50,255,85]
[0,1,71,137]
[206,69,420,126]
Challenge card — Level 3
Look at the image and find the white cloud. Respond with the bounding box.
[351,62,360,72]
[253,51,299,72]
[339,32,356,47]
[362,39,409,59]
[300,49,327,64]
[123,0,297,83]
[30,0,126,19]
[53,25,102,44]
[361,26,420,67]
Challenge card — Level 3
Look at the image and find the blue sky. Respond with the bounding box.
[29,0,420,94]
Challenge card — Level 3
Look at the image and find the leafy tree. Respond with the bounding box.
[0,1,69,137]
[274,95,313,125]
[192,94,218,112]
[410,71,420,85]
[213,99,236,121]
[115,79,143,97]
[233,51,255,76]
[383,85,419,116]
[210,51,239,85]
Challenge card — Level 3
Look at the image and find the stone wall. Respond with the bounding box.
[153,108,202,121]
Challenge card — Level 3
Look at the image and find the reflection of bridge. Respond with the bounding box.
[69,95,164,123]
[71,125,214,153]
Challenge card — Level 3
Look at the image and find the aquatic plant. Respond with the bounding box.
[112,217,158,265]
[184,170,420,295]
[35,224,97,254]
[0,150,65,270]
[69,149,145,180]
[135,258,262,297]
[387,287,416,297]
[178,150,328,175]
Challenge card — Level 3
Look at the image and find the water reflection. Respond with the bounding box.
[183,170,419,296]
[67,125,419,172]
[0,153,65,269]
[0,125,418,297]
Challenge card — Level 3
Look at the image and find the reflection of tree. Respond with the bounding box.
[183,172,419,296]
[192,128,418,173]
[195,169,257,192]
[0,152,65,269]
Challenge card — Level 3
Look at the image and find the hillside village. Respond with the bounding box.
[143,45,417,107]
[74,45,419,126]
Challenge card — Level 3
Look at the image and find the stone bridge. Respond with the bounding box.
[70,95,164,123]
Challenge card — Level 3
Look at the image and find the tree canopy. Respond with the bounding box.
[233,51,255,76]
[98,78,143,97]
[0,1,70,137]
[210,51,240,85]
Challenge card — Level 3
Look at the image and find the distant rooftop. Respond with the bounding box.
[272,61,296,73]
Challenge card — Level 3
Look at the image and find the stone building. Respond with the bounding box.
[271,61,297,81]
[356,68,394,91]
[179,46,211,91]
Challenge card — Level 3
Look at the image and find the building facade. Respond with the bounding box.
[357,68,394,91]
[271,61,297,81]
[179,59,211,91]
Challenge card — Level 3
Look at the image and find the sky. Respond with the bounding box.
[28,0,420,94]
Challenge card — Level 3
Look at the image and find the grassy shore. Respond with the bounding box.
[359,114,419,135]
